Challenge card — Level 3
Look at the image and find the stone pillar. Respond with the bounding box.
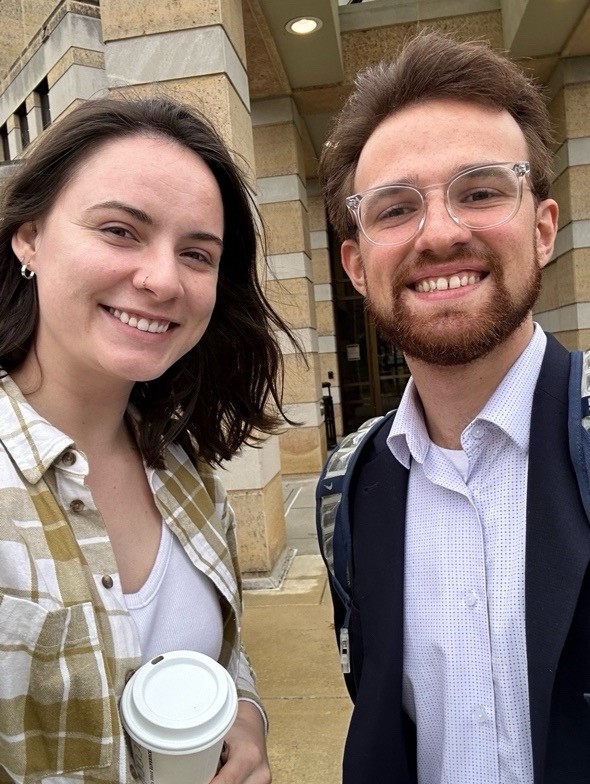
[25,92,44,142]
[6,113,22,159]
[46,45,107,121]
[101,0,289,579]
[101,0,251,150]
[308,179,343,439]
[252,96,326,473]
[536,56,590,349]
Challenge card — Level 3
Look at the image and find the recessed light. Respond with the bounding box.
[285,16,323,35]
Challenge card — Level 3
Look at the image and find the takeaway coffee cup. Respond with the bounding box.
[120,650,238,784]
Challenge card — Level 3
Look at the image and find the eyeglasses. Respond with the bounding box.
[346,161,531,247]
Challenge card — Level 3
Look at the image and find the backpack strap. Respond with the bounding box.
[568,348,590,524]
[316,410,396,672]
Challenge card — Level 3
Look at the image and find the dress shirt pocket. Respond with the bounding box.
[0,593,113,781]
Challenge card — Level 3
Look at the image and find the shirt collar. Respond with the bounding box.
[387,323,547,465]
[473,323,546,451]
[388,377,428,468]
[0,374,75,484]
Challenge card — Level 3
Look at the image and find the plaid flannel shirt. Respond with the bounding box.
[0,375,262,783]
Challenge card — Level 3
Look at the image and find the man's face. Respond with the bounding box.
[341,98,558,366]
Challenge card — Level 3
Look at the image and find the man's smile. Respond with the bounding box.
[414,271,484,292]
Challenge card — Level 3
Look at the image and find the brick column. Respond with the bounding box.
[100,0,289,579]
[308,179,343,439]
[252,96,326,473]
[25,92,43,142]
[6,113,22,158]
[536,56,590,348]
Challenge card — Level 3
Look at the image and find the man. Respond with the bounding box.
[319,31,590,784]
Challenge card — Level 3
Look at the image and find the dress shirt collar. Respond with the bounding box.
[388,324,547,468]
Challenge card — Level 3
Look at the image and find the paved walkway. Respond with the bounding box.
[242,474,352,783]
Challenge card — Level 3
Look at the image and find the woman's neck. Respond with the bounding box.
[11,356,133,454]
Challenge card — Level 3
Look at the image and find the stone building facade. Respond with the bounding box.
[1,0,589,577]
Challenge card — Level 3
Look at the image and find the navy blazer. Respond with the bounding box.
[341,333,590,783]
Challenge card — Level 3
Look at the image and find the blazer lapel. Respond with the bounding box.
[347,430,417,779]
[526,334,590,778]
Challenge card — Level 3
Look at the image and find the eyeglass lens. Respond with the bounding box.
[357,165,521,246]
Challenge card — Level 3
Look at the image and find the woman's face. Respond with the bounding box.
[12,133,224,394]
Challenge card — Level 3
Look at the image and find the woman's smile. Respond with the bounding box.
[105,306,173,334]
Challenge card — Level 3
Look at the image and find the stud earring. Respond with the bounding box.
[20,258,35,280]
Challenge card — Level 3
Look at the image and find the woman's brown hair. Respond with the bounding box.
[0,95,298,467]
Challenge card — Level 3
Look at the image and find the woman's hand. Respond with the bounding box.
[210,700,271,784]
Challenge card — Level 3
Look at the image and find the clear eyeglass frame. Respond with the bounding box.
[345,161,531,247]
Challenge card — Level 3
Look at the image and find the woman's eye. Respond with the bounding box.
[102,225,133,238]
[182,250,215,267]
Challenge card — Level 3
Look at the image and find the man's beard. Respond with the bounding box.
[364,245,542,367]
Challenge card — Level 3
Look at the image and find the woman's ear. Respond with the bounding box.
[535,199,558,269]
[11,221,39,268]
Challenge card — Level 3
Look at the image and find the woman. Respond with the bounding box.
[0,96,294,783]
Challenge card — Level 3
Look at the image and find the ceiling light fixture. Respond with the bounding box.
[285,16,323,35]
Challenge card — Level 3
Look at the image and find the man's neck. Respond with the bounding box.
[406,320,535,449]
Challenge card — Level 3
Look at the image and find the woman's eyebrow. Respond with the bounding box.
[84,200,223,249]
[186,230,224,250]
[85,200,153,224]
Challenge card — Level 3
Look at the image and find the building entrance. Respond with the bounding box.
[330,251,411,434]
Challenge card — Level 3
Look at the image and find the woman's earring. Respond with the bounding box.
[20,258,35,280]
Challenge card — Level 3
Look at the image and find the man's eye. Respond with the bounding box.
[383,204,415,217]
[468,189,493,201]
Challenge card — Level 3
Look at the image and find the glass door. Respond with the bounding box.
[330,250,410,433]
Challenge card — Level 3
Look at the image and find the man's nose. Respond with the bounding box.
[412,191,472,256]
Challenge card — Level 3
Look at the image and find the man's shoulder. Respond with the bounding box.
[534,330,572,404]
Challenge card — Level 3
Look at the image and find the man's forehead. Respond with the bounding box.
[353,98,528,190]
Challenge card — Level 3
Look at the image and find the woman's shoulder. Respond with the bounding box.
[160,441,228,509]
[0,375,74,485]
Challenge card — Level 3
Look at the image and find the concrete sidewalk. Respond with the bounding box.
[242,474,352,783]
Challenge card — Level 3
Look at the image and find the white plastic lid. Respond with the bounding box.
[120,650,238,754]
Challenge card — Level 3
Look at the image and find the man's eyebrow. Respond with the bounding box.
[85,200,223,249]
[369,161,506,190]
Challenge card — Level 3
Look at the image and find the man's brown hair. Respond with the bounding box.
[320,30,554,242]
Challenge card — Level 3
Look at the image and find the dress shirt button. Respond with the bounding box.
[474,705,488,724]
[69,499,84,513]
[465,589,478,607]
[472,425,485,439]
[61,450,77,466]
[101,574,114,589]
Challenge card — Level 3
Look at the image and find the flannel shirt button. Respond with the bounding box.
[69,499,84,513]
[101,574,114,589]
[61,450,77,466]
[129,762,139,779]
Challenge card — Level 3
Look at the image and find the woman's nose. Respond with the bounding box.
[134,250,184,300]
